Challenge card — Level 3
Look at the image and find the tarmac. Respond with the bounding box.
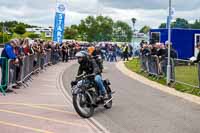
[0,62,100,133]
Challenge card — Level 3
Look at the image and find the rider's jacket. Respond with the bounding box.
[77,58,101,76]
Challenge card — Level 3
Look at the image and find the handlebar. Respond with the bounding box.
[76,73,95,80]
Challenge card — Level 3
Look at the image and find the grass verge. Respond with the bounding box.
[125,58,200,97]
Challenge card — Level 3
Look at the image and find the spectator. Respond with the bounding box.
[112,45,117,62]
[164,41,178,59]
[14,40,24,85]
[140,40,145,48]
[62,43,69,62]
[23,39,31,56]
[0,39,19,91]
[193,42,200,63]
[128,44,133,57]
[38,42,46,70]
[122,44,129,61]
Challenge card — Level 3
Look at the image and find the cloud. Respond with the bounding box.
[100,0,200,11]
[0,0,199,29]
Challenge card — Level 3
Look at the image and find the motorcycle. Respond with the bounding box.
[71,73,113,118]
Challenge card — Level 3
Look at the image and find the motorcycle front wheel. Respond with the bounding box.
[73,92,94,118]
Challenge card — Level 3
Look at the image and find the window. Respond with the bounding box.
[151,32,160,43]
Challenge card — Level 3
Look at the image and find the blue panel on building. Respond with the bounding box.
[150,28,200,59]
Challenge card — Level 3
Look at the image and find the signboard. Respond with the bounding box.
[53,2,66,43]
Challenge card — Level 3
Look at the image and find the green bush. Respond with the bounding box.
[0,32,12,43]
[28,33,40,39]
[14,24,26,35]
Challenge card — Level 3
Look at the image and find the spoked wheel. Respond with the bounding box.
[104,86,112,109]
[73,93,94,118]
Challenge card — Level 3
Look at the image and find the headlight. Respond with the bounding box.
[77,80,83,87]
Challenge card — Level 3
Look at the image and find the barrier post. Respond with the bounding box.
[0,57,8,96]
[170,58,175,82]
[198,63,200,89]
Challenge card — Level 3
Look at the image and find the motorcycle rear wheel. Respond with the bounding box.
[104,86,112,109]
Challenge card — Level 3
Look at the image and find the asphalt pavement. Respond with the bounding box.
[0,62,98,133]
[62,61,200,133]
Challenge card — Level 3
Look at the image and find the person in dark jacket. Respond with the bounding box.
[141,44,151,56]
[194,43,200,63]
[62,43,69,62]
[164,43,178,59]
[150,44,158,56]
[76,51,106,98]
[122,44,129,61]
[1,39,19,91]
[164,42,178,80]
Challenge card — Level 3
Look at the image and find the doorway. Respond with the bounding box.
[194,34,200,57]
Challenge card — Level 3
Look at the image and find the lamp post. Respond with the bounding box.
[167,0,172,85]
[2,22,4,44]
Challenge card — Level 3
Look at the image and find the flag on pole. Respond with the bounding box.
[53,2,66,44]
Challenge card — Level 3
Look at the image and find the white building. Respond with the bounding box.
[26,27,53,38]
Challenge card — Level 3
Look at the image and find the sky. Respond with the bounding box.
[0,0,200,29]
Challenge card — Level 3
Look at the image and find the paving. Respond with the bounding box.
[63,61,200,133]
[1,60,200,133]
[0,62,98,133]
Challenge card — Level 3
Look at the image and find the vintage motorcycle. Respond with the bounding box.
[71,73,113,118]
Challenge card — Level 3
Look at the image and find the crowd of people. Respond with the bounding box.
[139,40,178,77]
[0,38,84,92]
[0,38,135,93]
[86,43,133,62]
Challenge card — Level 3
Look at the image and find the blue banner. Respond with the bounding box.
[53,3,66,43]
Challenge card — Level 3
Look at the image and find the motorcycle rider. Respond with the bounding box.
[76,51,107,98]
[90,46,104,72]
[91,45,102,57]
[88,44,95,56]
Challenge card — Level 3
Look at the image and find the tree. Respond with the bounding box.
[191,19,200,29]
[139,25,151,34]
[159,18,190,29]
[0,21,36,34]
[64,25,79,39]
[159,23,167,28]
[172,18,190,28]
[95,16,114,41]
[113,21,132,42]
[64,15,132,42]
[78,16,114,42]
[14,24,26,35]
[0,32,12,43]
[28,33,40,39]
[131,18,137,28]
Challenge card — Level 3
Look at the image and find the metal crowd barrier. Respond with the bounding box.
[1,51,53,95]
[140,55,160,76]
[0,57,8,95]
[172,59,200,88]
[7,59,17,89]
[44,50,52,66]
[139,55,200,88]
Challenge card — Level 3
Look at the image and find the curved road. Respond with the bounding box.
[62,62,200,133]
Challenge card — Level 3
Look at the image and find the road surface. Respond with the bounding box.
[62,62,200,133]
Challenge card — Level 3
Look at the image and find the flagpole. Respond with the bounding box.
[167,0,172,85]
